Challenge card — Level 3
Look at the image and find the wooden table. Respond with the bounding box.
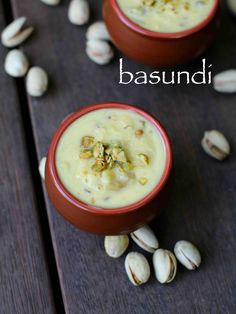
[0,1,235,313]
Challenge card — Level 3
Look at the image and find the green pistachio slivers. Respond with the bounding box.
[79,149,93,159]
[81,136,94,148]
[92,159,107,172]
[93,141,105,158]
[122,162,134,172]
[143,0,156,6]
[138,153,149,165]
[139,177,148,185]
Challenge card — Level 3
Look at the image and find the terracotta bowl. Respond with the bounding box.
[103,0,220,66]
[45,103,172,235]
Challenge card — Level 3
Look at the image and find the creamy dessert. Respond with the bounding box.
[117,0,215,33]
[56,108,166,208]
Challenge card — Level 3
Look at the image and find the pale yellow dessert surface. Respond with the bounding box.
[56,108,166,208]
[117,0,215,33]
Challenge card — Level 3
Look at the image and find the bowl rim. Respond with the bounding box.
[110,0,220,39]
[47,103,172,216]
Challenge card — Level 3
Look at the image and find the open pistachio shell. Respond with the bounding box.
[104,235,129,258]
[125,252,150,286]
[130,225,159,253]
[174,240,201,270]
[153,249,177,284]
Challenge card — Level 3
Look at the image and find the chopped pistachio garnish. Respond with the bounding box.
[81,136,94,148]
[79,138,134,174]
[138,153,149,165]
[117,164,125,173]
[143,0,156,6]
[79,150,93,159]
[92,159,107,172]
[93,142,105,158]
[135,129,144,138]
[139,177,148,185]
[111,146,127,162]
[122,162,134,172]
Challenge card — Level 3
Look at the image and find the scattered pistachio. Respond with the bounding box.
[68,0,90,25]
[213,70,236,93]
[153,249,177,284]
[138,177,148,185]
[227,0,236,16]
[174,240,201,270]
[143,0,156,5]
[111,147,127,162]
[26,66,48,97]
[92,159,107,172]
[138,153,149,165]
[86,39,114,65]
[93,142,105,158]
[122,162,134,172]
[130,225,159,253]
[125,252,150,286]
[79,150,93,159]
[201,130,230,161]
[4,49,29,77]
[1,16,34,48]
[135,129,144,138]
[104,235,129,258]
[38,157,47,180]
[81,136,94,148]
[40,0,60,5]
[86,21,111,41]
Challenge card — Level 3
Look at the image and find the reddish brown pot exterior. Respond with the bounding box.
[45,103,172,235]
[103,0,220,67]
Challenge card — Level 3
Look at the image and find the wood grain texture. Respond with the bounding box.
[0,2,57,313]
[10,0,236,313]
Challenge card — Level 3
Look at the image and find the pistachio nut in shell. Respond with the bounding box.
[86,21,111,41]
[1,16,34,48]
[125,252,150,286]
[227,0,236,15]
[86,39,114,65]
[130,225,159,253]
[104,235,129,258]
[26,66,48,97]
[4,49,29,77]
[39,157,47,180]
[213,70,236,93]
[153,249,177,284]
[68,0,90,25]
[201,130,230,161]
[40,0,60,5]
[174,240,201,270]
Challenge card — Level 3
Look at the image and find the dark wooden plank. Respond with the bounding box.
[10,0,236,313]
[0,2,57,314]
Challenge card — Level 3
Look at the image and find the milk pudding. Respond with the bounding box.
[56,108,166,208]
[117,0,215,33]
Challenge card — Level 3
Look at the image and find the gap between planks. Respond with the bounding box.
[1,1,65,313]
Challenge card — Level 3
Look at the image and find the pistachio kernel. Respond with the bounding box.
[139,177,148,185]
[122,162,134,172]
[138,153,149,165]
[111,147,127,162]
[135,129,144,138]
[93,142,105,158]
[79,150,93,159]
[143,0,156,6]
[117,164,125,173]
[92,159,107,172]
[81,136,94,148]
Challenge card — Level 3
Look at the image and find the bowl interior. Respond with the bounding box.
[48,103,172,216]
[110,0,220,39]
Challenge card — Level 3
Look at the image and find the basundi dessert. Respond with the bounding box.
[56,109,166,208]
[117,0,215,33]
